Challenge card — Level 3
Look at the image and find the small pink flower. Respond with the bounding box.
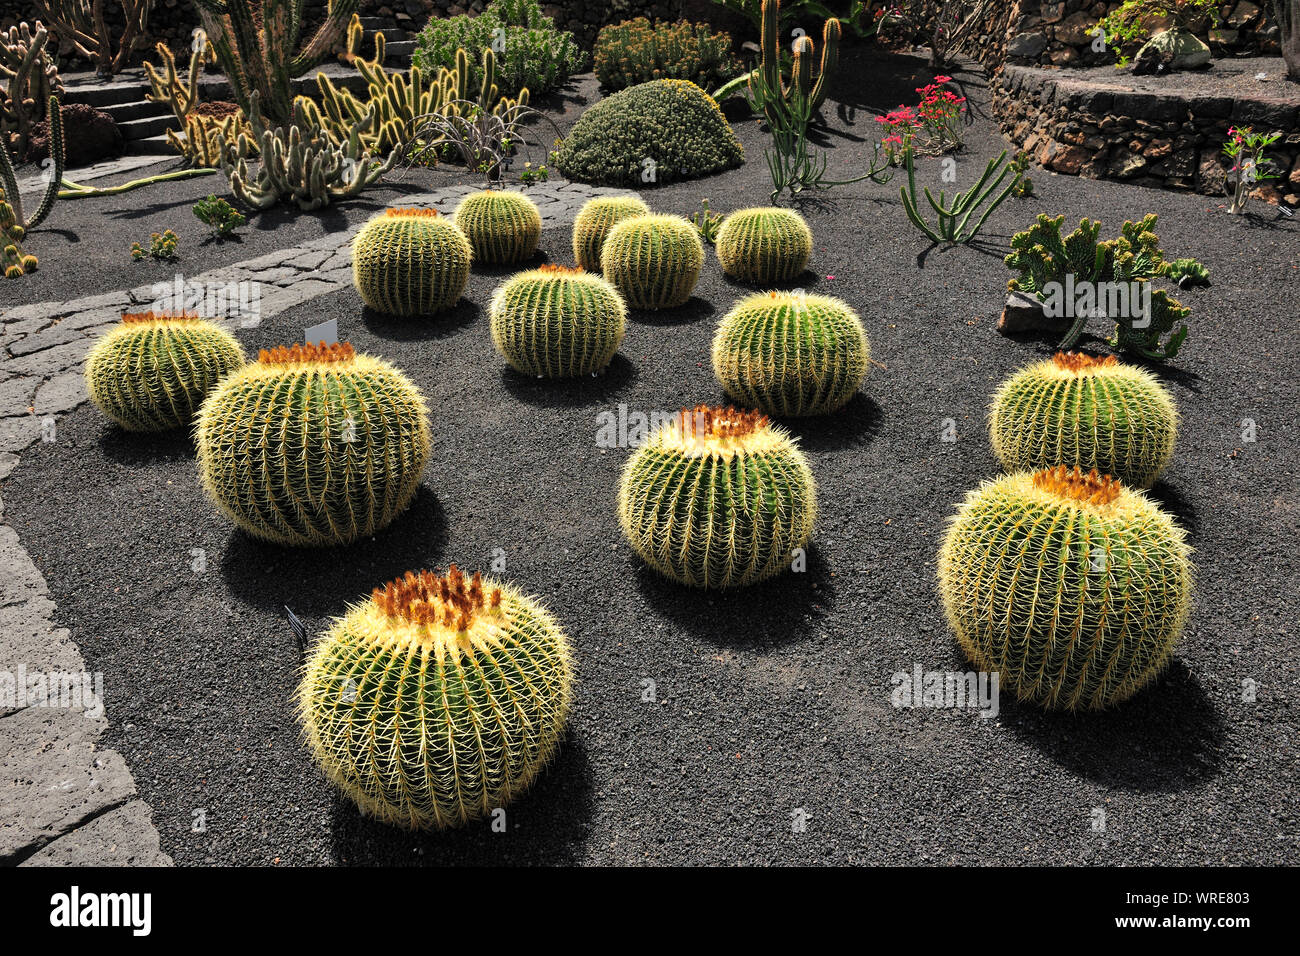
[825,275,835,281]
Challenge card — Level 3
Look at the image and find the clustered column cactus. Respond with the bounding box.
[714,207,813,285]
[352,208,472,316]
[34,0,152,78]
[453,189,542,265]
[143,35,247,168]
[1,92,62,277]
[600,214,703,310]
[298,565,575,830]
[748,0,839,128]
[1,21,63,158]
[571,195,650,273]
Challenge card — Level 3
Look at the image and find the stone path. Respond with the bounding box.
[0,179,629,866]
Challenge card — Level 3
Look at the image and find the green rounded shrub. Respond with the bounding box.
[352,208,472,315]
[600,213,702,309]
[715,207,813,285]
[593,18,740,93]
[571,195,651,273]
[84,311,245,431]
[453,189,542,265]
[490,265,627,377]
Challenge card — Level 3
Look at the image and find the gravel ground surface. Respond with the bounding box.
[4,49,1299,865]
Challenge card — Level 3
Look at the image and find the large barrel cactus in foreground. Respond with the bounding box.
[352,208,472,315]
[85,311,246,431]
[196,342,431,546]
[298,565,575,830]
[618,405,817,588]
[715,207,813,285]
[938,465,1193,711]
[601,213,702,309]
[990,352,1178,489]
[571,194,651,273]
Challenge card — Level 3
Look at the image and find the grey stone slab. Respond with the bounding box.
[0,523,49,608]
[0,376,38,415]
[33,372,87,417]
[4,340,91,377]
[0,452,18,481]
[20,800,171,866]
[0,415,43,455]
[6,324,84,358]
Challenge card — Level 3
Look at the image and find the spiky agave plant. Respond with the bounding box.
[298,565,575,830]
[990,352,1178,489]
[489,264,627,377]
[713,290,869,416]
[618,405,817,588]
[938,465,1193,711]
[84,311,246,431]
[352,208,472,315]
[196,342,431,546]
[601,213,703,310]
[571,194,651,273]
[714,207,813,285]
[453,189,542,265]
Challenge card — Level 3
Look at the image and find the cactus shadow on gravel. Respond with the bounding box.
[95,423,196,465]
[783,393,882,452]
[627,296,716,327]
[499,353,638,409]
[360,301,481,342]
[1148,479,1200,540]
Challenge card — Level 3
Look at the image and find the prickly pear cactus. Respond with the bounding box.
[453,189,542,264]
[84,311,246,431]
[600,213,702,310]
[714,207,813,285]
[618,405,817,588]
[298,565,574,830]
[352,208,472,315]
[571,195,650,273]
[938,465,1193,711]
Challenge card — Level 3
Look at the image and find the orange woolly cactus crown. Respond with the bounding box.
[1052,352,1119,374]
[371,566,503,633]
[535,263,586,276]
[120,310,203,325]
[1032,465,1124,507]
[257,342,357,365]
[663,404,778,457]
[384,207,441,218]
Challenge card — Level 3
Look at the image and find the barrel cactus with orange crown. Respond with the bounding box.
[195,342,431,546]
[298,565,575,830]
[84,311,246,431]
[352,208,472,316]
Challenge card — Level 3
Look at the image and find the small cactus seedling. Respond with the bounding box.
[600,213,703,310]
[618,404,817,588]
[352,207,472,315]
[193,195,247,238]
[196,341,431,546]
[453,189,542,264]
[571,194,651,272]
[990,352,1178,489]
[298,565,575,830]
[85,311,246,431]
[937,465,1193,711]
[714,207,813,285]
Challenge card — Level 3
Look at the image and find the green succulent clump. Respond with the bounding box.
[299,565,574,830]
[352,208,472,316]
[938,465,1193,711]
[990,352,1178,489]
[196,342,431,547]
[715,207,813,285]
[713,291,869,417]
[453,189,542,264]
[1165,257,1211,288]
[554,79,744,187]
[618,405,817,588]
[600,213,703,309]
[571,194,651,272]
[84,311,246,431]
[490,264,627,377]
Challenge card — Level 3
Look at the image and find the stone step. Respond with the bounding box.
[385,39,417,59]
[123,134,180,157]
[100,99,171,123]
[117,113,180,141]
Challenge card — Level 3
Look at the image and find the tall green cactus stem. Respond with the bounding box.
[990,352,1178,489]
[352,208,472,315]
[571,195,651,273]
[600,214,703,310]
[193,0,359,128]
[490,264,627,378]
[900,147,1021,245]
[751,0,839,127]
[713,291,868,417]
[618,405,817,588]
[298,566,574,830]
[453,189,541,265]
[0,94,63,231]
[1,21,62,158]
[84,311,245,431]
[938,465,1193,711]
[196,341,431,546]
[715,207,813,285]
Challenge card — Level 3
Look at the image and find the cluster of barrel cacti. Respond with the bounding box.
[352,207,472,315]
[572,195,650,272]
[601,213,703,309]
[454,189,543,264]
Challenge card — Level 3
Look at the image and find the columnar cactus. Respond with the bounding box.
[990,352,1178,489]
[618,405,817,588]
[1,21,62,158]
[298,565,574,830]
[84,311,246,431]
[715,207,813,285]
[937,465,1193,711]
[571,195,650,273]
[713,291,868,417]
[600,214,703,310]
[196,342,431,546]
[352,208,472,315]
[489,264,627,377]
[453,189,541,265]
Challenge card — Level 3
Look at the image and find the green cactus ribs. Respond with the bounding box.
[84,311,246,432]
[298,565,575,830]
[601,213,703,310]
[195,341,431,547]
[489,264,628,377]
[990,351,1178,489]
[618,404,817,588]
[715,207,813,285]
[937,465,1193,711]
[352,207,472,316]
[571,195,651,273]
[453,189,542,265]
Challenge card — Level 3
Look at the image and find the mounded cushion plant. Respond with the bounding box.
[453,189,542,265]
[84,311,245,431]
[938,465,1193,711]
[352,208,472,315]
[600,213,702,309]
[618,405,817,588]
[712,291,869,417]
[990,352,1178,489]
[489,264,627,377]
[298,565,574,830]
[571,194,650,273]
[196,342,431,547]
[554,79,744,187]
[593,17,740,93]
[715,207,813,285]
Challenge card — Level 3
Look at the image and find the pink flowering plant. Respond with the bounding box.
[1222,125,1282,215]
[876,76,966,162]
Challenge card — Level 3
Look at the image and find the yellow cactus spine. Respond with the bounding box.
[715,207,813,285]
[571,195,651,273]
[600,213,703,310]
[352,207,472,315]
[453,189,542,265]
